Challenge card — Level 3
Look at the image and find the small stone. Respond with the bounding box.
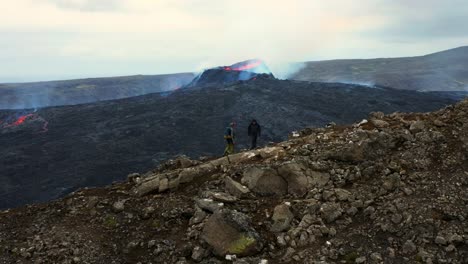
[370,252,382,261]
[435,236,447,245]
[196,198,223,213]
[282,247,296,261]
[190,209,207,225]
[391,214,403,224]
[277,234,287,247]
[355,256,367,263]
[449,234,463,244]
[371,119,389,129]
[335,188,353,201]
[225,176,250,198]
[209,191,238,203]
[402,240,416,254]
[320,202,343,223]
[112,200,125,213]
[403,188,413,196]
[147,240,157,249]
[445,244,455,252]
[270,204,294,232]
[347,207,358,216]
[410,120,425,133]
[191,246,208,262]
[387,247,395,258]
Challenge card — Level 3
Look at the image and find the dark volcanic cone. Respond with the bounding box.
[187,59,275,87]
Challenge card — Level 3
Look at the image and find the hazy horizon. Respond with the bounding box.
[1,0,468,82]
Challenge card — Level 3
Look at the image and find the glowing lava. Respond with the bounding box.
[11,114,34,126]
[223,59,270,73]
[1,113,49,133]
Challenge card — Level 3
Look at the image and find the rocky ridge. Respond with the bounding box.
[0,99,467,263]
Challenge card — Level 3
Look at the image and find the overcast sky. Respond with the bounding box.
[1,0,467,82]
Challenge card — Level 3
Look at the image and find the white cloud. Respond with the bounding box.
[0,0,466,81]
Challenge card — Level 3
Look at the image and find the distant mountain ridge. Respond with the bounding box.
[291,46,468,91]
[0,73,195,109]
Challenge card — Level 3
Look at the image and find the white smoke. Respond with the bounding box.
[268,62,307,80]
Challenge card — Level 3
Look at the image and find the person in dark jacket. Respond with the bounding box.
[248,119,261,150]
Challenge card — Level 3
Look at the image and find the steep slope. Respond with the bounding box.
[0,78,462,209]
[0,99,466,263]
[292,46,468,91]
[0,73,195,109]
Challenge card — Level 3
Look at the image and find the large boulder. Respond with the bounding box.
[277,162,309,197]
[241,167,287,196]
[201,209,263,257]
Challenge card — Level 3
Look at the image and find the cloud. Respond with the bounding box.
[45,0,124,12]
[0,0,466,81]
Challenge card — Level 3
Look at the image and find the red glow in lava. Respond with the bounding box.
[232,60,263,71]
[2,113,49,133]
[224,60,263,72]
[11,114,34,126]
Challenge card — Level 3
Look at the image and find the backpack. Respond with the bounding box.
[224,127,233,138]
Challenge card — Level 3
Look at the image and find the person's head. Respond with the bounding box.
[251,119,257,125]
[230,122,236,127]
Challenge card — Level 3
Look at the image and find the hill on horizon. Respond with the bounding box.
[291,46,468,91]
[0,73,195,109]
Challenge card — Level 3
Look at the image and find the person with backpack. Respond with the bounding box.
[248,119,261,150]
[223,122,236,156]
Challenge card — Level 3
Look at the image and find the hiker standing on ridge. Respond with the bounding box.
[224,122,236,156]
[248,119,261,150]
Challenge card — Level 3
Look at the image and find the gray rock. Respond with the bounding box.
[320,202,343,223]
[449,234,463,244]
[382,173,401,191]
[370,111,385,119]
[371,119,389,129]
[370,252,382,261]
[335,188,353,201]
[308,171,330,188]
[242,167,287,196]
[277,234,287,247]
[391,214,403,224]
[207,191,238,203]
[347,206,358,216]
[355,256,367,263]
[196,198,224,213]
[402,240,417,254]
[201,209,263,257]
[277,162,309,197]
[190,208,207,225]
[191,246,208,262]
[225,176,250,198]
[435,236,447,245]
[112,200,125,213]
[270,204,294,232]
[410,120,425,133]
[445,244,455,252]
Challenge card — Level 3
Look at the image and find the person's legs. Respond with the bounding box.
[251,135,257,149]
[224,139,234,155]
